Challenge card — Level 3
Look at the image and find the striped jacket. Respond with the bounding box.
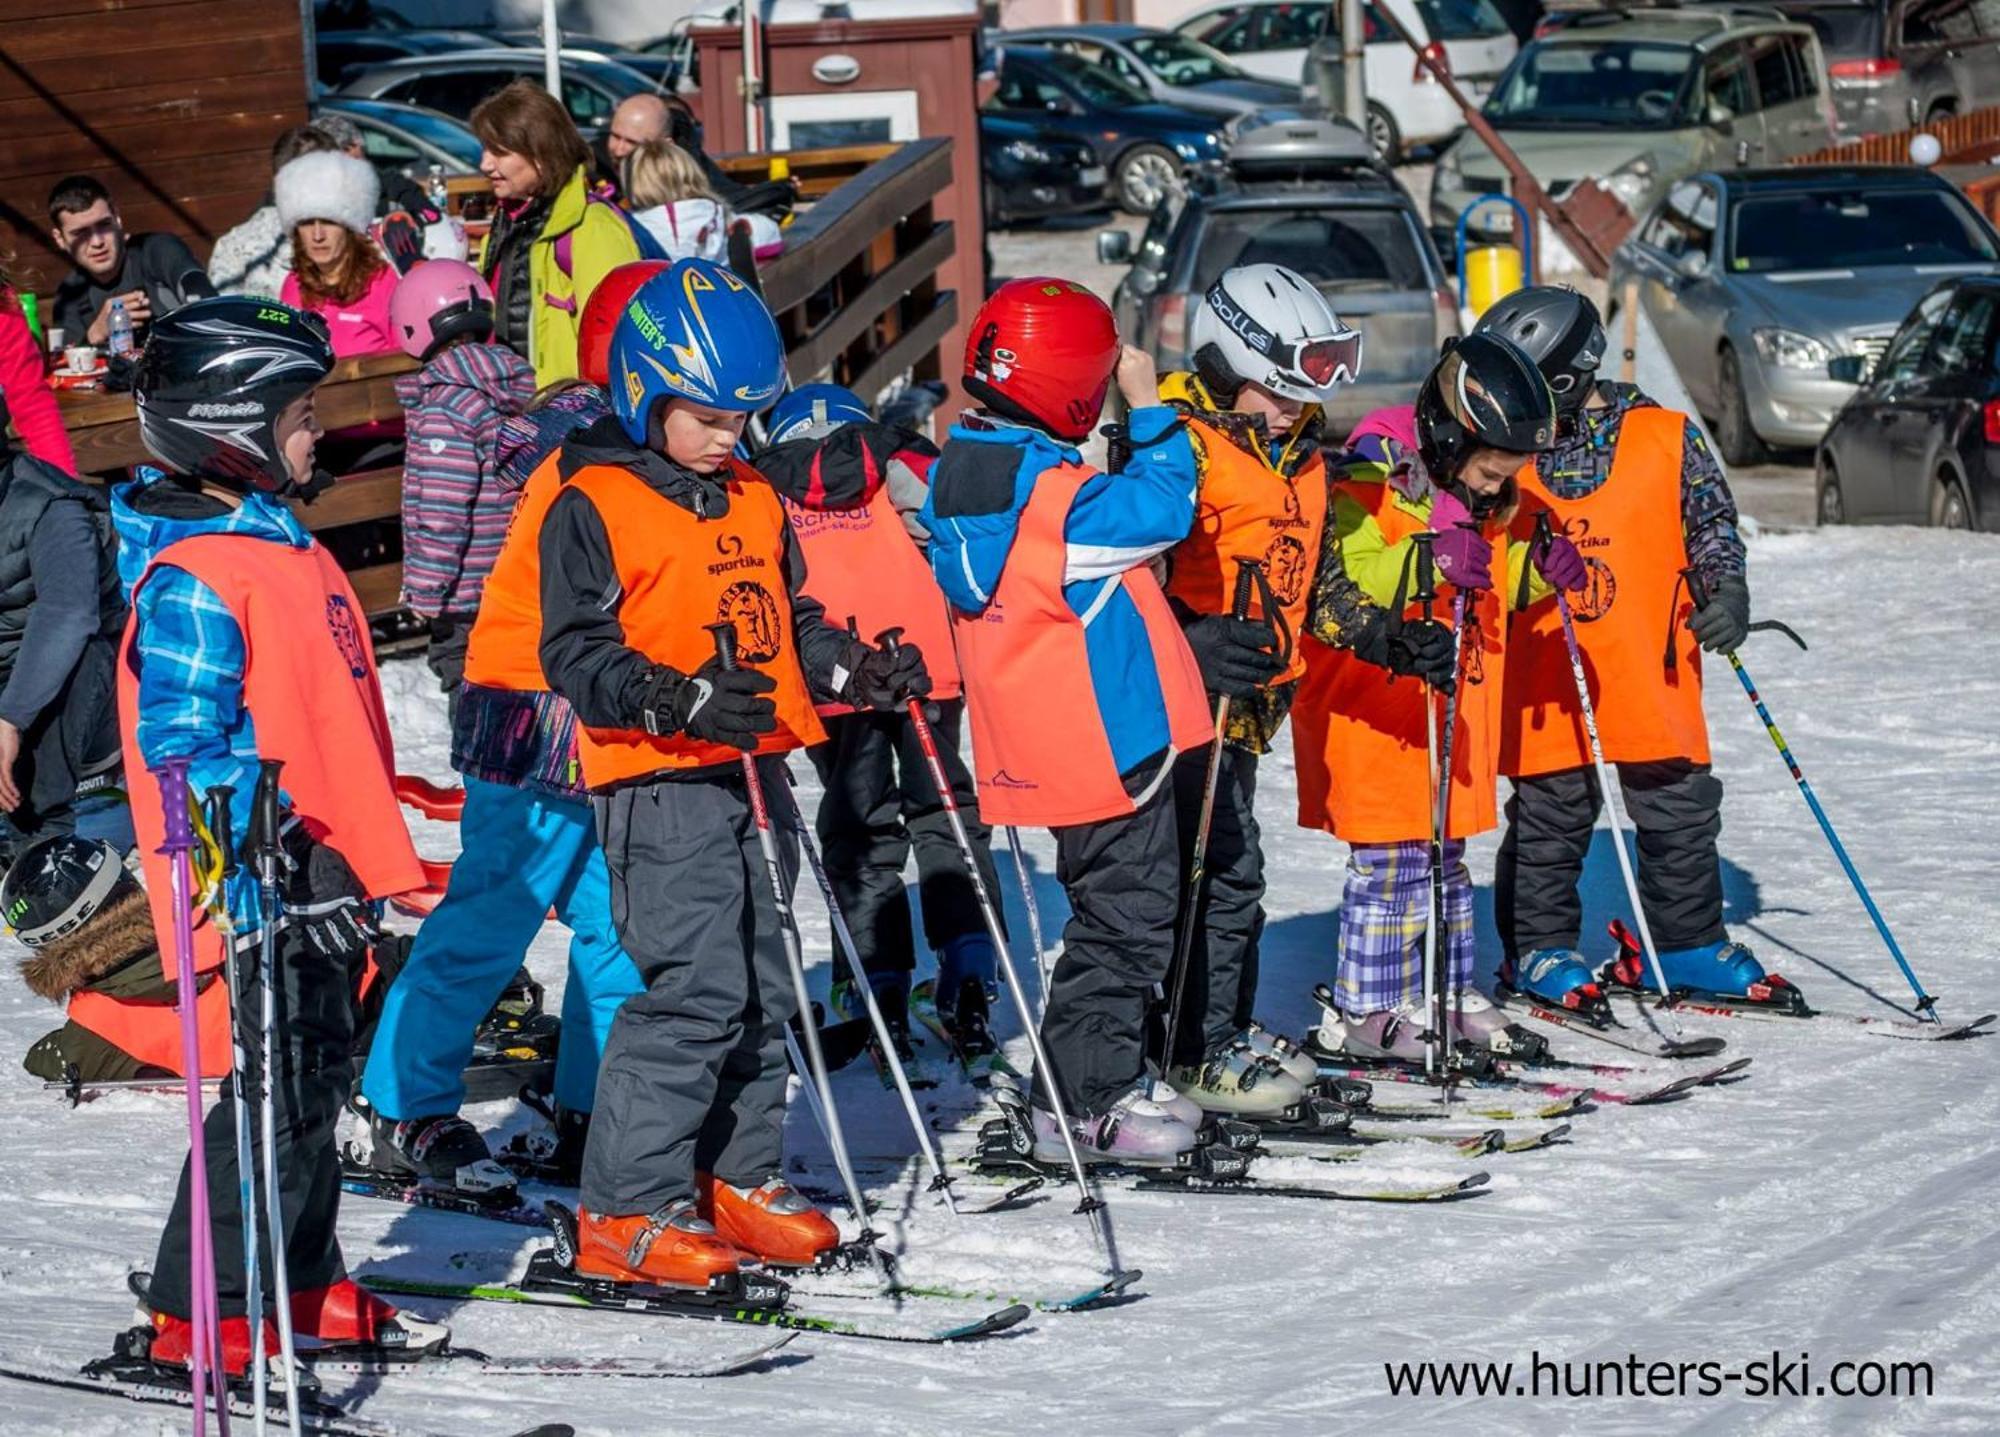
[395,340,537,619]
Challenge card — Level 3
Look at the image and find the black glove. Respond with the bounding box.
[276,823,380,959]
[1182,612,1283,698]
[842,641,932,711]
[378,212,425,274]
[1688,574,1750,654]
[642,657,777,752]
[1347,609,1456,693]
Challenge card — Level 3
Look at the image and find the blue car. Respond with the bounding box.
[983,44,1226,214]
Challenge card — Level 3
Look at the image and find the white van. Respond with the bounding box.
[1170,0,1517,158]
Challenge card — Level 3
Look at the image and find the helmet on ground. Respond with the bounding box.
[963,277,1118,442]
[134,296,335,495]
[1190,263,1362,406]
[1415,332,1557,481]
[389,259,494,362]
[1472,286,1605,417]
[578,259,672,390]
[2,836,134,949]
[766,383,872,445]
[609,257,784,444]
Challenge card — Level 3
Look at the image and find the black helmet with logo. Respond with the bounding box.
[2,835,135,949]
[1415,332,1558,484]
[1473,286,1606,417]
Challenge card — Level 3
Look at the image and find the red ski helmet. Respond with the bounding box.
[963,277,1120,442]
[578,259,671,389]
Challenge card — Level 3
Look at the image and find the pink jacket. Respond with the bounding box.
[281,263,400,359]
[0,293,74,474]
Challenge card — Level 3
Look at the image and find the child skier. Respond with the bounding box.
[1476,288,1759,1003]
[356,263,665,1198]
[1293,333,1582,1063]
[118,296,441,1372]
[388,258,536,711]
[920,277,1213,1165]
[536,259,930,1285]
[755,383,1004,1076]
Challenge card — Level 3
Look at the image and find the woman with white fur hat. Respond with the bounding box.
[276,149,399,357]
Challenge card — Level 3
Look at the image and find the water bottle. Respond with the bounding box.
[107,298,134,360]
[427,164,448,215]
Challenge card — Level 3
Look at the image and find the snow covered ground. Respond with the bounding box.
[1,525,1996,1436]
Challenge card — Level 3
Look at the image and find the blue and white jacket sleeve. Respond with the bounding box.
[132,565,258,854]
[1062,404,1197,583]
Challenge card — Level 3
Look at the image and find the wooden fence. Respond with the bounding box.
[1792,105,2000,168]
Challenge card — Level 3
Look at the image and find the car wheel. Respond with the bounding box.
[984,182,1008,231]
[1715,346,1769,467]
[1933,474,1973,530]
[1115,144,1180,215]
[1366,102,1401,163]
[1924,100,1957,125]
[1816,455,1846,526]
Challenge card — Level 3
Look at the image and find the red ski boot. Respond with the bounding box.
[574,1200,748,1288]
[290,1278,448,1353]
[149,1310,276,1376]
[698,1173,841,1268]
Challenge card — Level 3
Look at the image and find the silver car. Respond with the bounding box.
[1609,165,2000,463]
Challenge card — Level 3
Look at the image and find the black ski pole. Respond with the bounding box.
[247,760,301,1431]
[1409,532,1448,1084]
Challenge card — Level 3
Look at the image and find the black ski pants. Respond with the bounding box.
[1495,759,1728,966]
[1038,776,1181,1119]
[804,701,1001,984]
[1168,744,1263,1064]
[151,925,361,1319]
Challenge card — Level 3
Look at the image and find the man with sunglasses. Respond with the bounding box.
[1150,262,1456,1122]
[1480,287,1765,1009]
[48,176,213,354]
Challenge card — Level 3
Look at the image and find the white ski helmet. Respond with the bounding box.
[1189,263,1362,406]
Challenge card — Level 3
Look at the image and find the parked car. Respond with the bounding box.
[469,28,681,86]
[1099,113,1457,430]
[1003,24,1302,117]
[1431,8,1838,237]
[982,114,1110,226]
[1818,276,2000,529]
[1610,165,2000,464]
[1750,0,2000,136]
[314,28,492,89]
[315,96,485,178]
[1171,0,1519,158]
[981,45,1226,213]
[335,50,660,139]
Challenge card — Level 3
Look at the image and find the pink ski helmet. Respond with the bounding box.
[390,258,494,361]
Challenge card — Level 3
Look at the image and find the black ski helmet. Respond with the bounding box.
[1415,332,1558,483]
[1473,286,1606,417]
[134,296,335,495]
[2,835,135,948]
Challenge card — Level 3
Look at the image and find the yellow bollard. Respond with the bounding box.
[1465,243,1525,317]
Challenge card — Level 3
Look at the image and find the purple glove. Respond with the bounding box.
[1427,488,1493,593]
[1534,531,1588,592]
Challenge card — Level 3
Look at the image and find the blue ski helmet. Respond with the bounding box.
[766,383,872,445]
[609,257,784,445]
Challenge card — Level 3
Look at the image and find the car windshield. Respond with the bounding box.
[1194,205,1431,293]
[1729,189,1999,271]
[1790,4,1882,56]
[360,104,484,168]
[1128,32,1246,84]
[1041,49,1152,105]
[1416,0,1513,40]
[1485,40,1696,127]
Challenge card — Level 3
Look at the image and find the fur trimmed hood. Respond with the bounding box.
[275,150,380,237]
[18,883,155,1002]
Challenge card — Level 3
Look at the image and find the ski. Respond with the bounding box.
[0,1360,399,1437]
[792,1267,1144,1314]
[1314,1050,1733,1106]
[394,773,466,820]
[340,1168,548,1228]
[366,1256,1032,1347]
[1347,1121,1570,1154]
[1256,1128,1502,1160]
[1357,1086,1592,1123]
[303,1334,796,1379]
[1132,1169,1492,1203]
[1515,1000,1730,1060]
[1611,986,1997,1041]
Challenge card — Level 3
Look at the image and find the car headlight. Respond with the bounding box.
[1752,328,1833,370]
[1174,139,1203,159]
[1000,139,1055,165]
[1605,155,1655,205]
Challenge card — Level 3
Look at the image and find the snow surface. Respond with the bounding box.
[2,526,1996,1436]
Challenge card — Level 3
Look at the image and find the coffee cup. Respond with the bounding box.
[64,345,99,373]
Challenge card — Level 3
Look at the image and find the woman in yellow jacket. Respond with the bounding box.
[1292,334,1585,1065]
[470,80,642,384]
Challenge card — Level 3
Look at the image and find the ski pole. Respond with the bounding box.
[1683,568,1940,1020]
[705,624,890,1278]
[1161,558,1260,1082]
[1430,589,1468,1095]
[203,783,269,1435]
[877,630,1114,1254]
[247,761,302,1436]
[780,768,960,1216]
[154,759,224,1436]
[1409,533,1444,1082]
[1003,828,1050,1004]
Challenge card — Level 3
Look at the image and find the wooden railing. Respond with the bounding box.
[1792,106,2000,167]
[45,136,960,626]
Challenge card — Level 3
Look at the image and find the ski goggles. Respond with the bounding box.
[1205,281,1364,387]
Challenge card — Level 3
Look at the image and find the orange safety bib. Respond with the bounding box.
[564,459,825,786]
[1166,416,1327,687]
[463,449,567,694]
[1292,477,1518,844]
[783,486,962,714]
[951,460,1211,829]
[68,974,232,1079]
[118,533,425,980]
[1501,406,1710,778]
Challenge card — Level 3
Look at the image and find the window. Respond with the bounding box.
[1747,35,1802,108]
[1194,11,1259,54]
[1727,188,1998,271]
[1193,206,1430,293]
[1902,0,1980,46]
[392,70,513,120]
[992,61,1068,111]
[1876,287,1953,383]
[1922,288,1999,376]
[1129,32,1248,84]
[1643,180,1717,260]
[1703,43,1755,118]
[1974,0,2000,35]
[1786,35,1822,98]
[1414,0,1510,40]
[563,80,615,128]
[354,121,422,168]
[1255,3,1331,50]
[1486,40,1699,127]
